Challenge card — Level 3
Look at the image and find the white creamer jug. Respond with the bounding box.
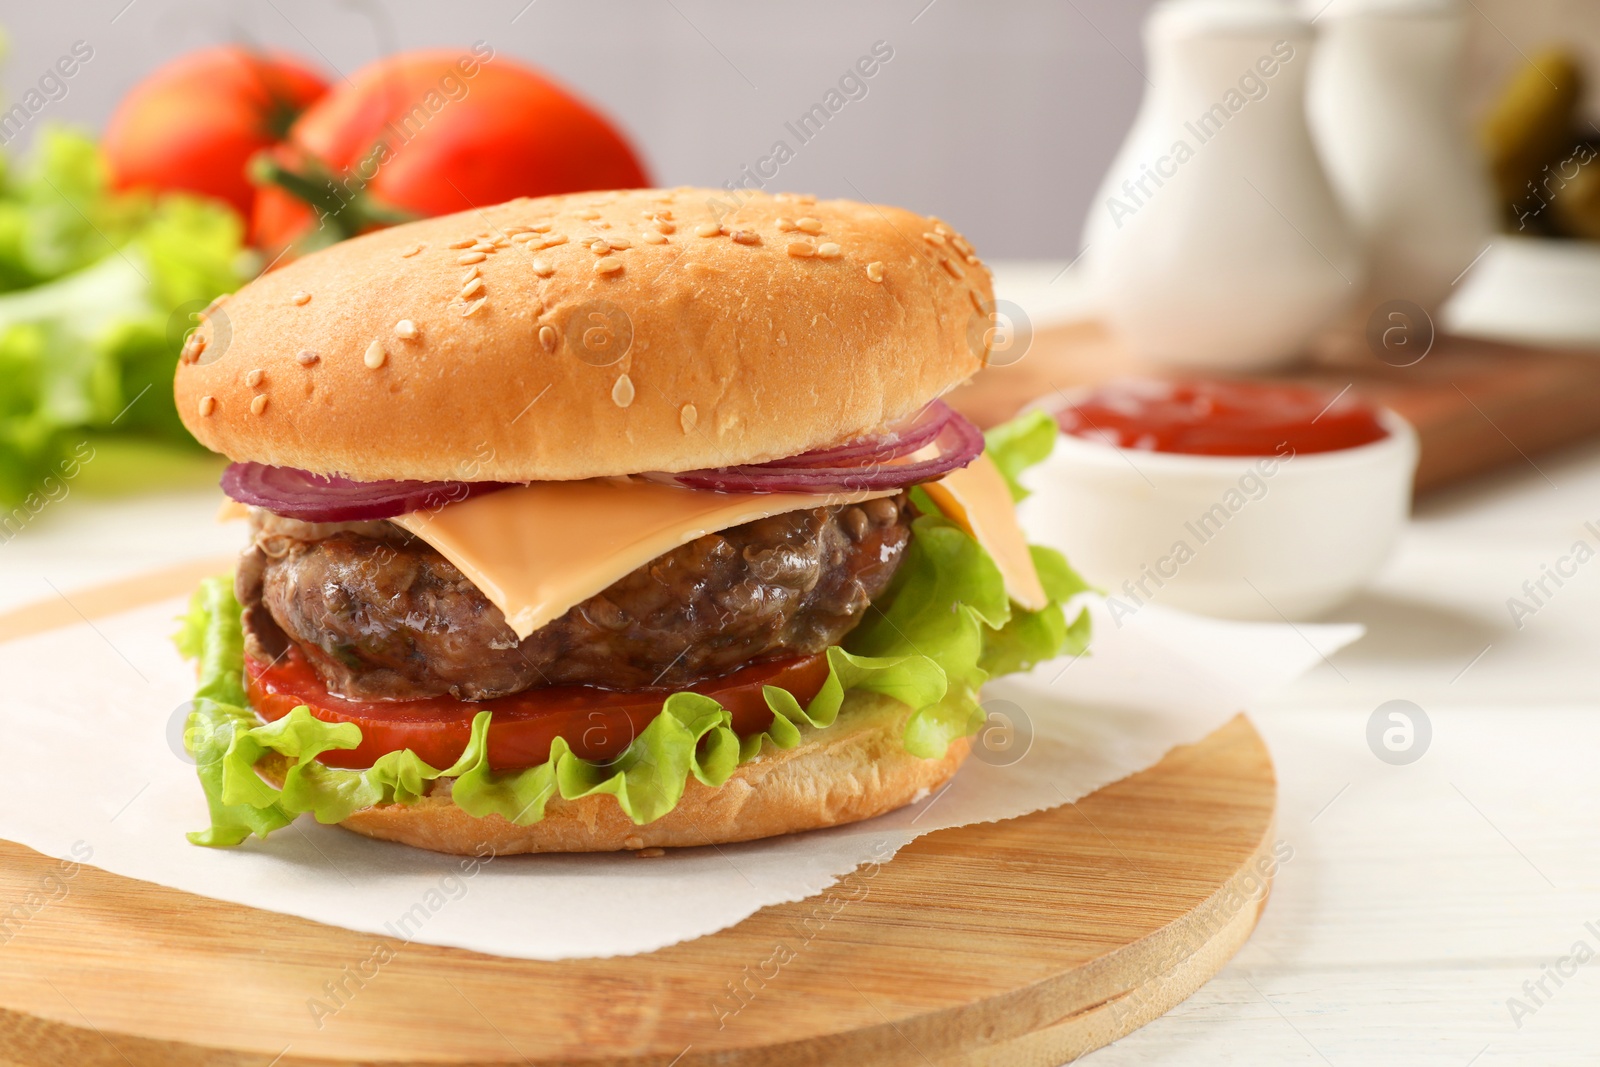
[1306,0,1494,322]
[1081,0,1363,370]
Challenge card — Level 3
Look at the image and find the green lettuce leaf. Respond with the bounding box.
[982,409,1057,502]
[978,546,1094,678]
[0,128,246,510]
[175,413,1092,846]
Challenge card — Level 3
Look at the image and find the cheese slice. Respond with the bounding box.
[921,454,1048,610]
[392,454,1048,641]
[393,480,897,640]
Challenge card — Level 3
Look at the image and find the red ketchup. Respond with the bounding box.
[1054,380,1389,457]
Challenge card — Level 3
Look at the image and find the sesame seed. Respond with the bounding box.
[577,209,601,220]
[653,209,674,220]
[539,325,558,352]
[731,230,760,246]
[470,242,495,254]
[297,350,319,365]
[964,253,980,265]
[968,289,986,312]
[786,239,816,258]
[680,403,697,433]
[816,242,841,259]
[504,225,533,235]
[292,291,311,306]
[180,333,206,362]
[542,233,568,247]
[531,257,555,277]
[461,267,481,285]
[950,234,973,257]
[401,244,424,258]
[594,258,624,275]
[866,261,885,282]
[642,230,668,244]
[512,231,539,243]
[461,296,488,317]
[941,257,965,279]
[461,277,485,298]
[395,319,418,339]
[250,394,269,416]
[448,238,477,249]
[636,847,666,858]
[719,224,732,236]
[530,222,553,233]
[590,239,611,254]
[458,252,486,265]
[606,236,632,250]
[198,396,216,417]
[934,224,951,236]
[694,222,721,238]
[612,374,635,408]
[653,220,676,234]
[623,835,644,850]
[364,340,387,369]
[775,218,798,232]
[922,232,946,247]
[245,368,265,388]
[795,217,822,235]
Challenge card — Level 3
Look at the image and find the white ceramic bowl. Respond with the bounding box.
[1020,409,1419,621]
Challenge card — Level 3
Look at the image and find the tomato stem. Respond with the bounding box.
[250,152,417,247]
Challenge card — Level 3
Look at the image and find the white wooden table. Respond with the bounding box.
[1093,449,1600,1065]
[0,265,1594,1065]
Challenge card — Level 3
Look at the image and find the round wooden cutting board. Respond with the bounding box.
[0,714,1275,1067]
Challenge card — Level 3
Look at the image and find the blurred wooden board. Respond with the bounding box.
[0,554,236,645]
[949,319,1600,494]
[0,712,1275,1066]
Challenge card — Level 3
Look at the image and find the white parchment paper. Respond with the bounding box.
[0,593,1358,960]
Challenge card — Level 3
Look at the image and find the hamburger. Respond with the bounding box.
[173,187,1088,854]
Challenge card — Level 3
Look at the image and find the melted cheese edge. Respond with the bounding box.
[921,454,1049,610]
[393,455,1046,641]
[393,480,897,640]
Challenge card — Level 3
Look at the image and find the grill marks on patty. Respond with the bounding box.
[236,495,913,702]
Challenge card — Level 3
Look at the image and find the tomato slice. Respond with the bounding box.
[246,648,831,772]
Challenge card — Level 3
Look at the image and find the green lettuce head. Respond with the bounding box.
[177,412,1090,847]
[0,127,246,509]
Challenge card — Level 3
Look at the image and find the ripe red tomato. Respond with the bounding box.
[102,45,328,219]
[251,46,650,256]
[247,647,830,772]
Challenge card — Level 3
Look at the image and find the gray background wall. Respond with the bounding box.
[0,0,1579,259]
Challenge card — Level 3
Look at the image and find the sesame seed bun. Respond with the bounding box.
[176,187,993,482]
[263,692,969,855]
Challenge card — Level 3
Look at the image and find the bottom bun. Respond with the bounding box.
[311,692,970,855]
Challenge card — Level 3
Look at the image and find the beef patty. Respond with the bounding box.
[236,494,912,702]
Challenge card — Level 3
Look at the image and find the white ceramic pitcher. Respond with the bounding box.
[1306,0,1495,321]
[1081,0,1363,370]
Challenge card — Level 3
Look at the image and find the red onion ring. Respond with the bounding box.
[223,404,985,518]
[220,463,514,523]
[649,406,986,494]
